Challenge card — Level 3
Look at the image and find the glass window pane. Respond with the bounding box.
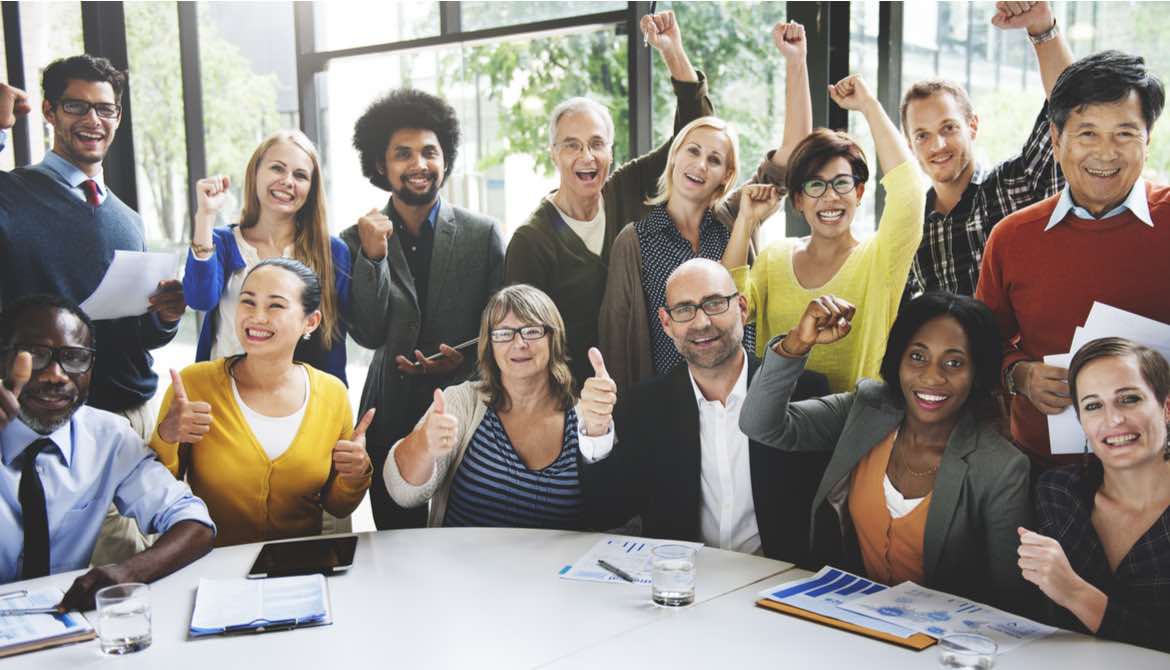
[654,0,788,244]
[849,0,881,237]
[313,1,438,52]
[19,2,83,163]
[125,1,189,250]
[198,1,298,225]
[460,1,625,32]
[317,25,628,241]
[0,10,11,172]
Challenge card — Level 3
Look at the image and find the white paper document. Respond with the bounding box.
[79,250,180,320]
[1045,303,1170,454]
[757,566,917,639]
[0,587,93,654]
[559,535,702,585]
[839,582,1054,653]
[189,574,331,636]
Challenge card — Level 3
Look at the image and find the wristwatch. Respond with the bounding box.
[1004,360,1027,396]
[1028,18,1059,46]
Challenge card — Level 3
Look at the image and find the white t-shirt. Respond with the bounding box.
[206,227,294,360]
[883,474,926,519]
[231,365,309,461]
[548,195,606,256]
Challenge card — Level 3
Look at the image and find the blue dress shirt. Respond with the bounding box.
[0,130,107,205]
[0,407,215,583]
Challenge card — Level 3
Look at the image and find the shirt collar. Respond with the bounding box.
[687,348,749,409]
[925,164,988,219]
[1045,178,1152,231]
[644,204,717,237]
[388,195,442,233]
[0,416,72,467]
[40,149,106,196]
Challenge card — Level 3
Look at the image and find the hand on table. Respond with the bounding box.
[58,563,134,612]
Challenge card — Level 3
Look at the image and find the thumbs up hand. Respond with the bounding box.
[423,388,459,459]
[333,408,375,482]
[157,369,213,444]
[579,348,617,437]
[0,351,32,430]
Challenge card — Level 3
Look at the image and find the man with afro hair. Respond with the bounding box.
[342,89,505,530]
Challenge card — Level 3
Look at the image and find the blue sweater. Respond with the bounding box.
[183,225,351,384]
[0,166,177,412]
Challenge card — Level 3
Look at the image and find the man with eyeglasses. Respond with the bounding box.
[585,259,827,562]
[0,55,185,564]
[0,294,213,609]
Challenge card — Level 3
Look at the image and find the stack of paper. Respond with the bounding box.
[0,588,94,658]
[189,574,332,637]
[1044,303,1170,454]
[559,535,702,585]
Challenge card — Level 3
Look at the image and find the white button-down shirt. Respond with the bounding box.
[689,356,761,555]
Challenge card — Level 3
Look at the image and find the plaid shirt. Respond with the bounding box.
[1035,460,1170,653]
[912,103,1064,296]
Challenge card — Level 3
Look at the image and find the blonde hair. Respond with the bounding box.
[476,285,575,412]
[238,129,338,348]
[646,116,740,208]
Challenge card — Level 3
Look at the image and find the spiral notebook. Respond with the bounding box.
[189,574,332,637]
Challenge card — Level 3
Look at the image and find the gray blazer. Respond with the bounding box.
[740,342,1035,616]
[341,198,505,457]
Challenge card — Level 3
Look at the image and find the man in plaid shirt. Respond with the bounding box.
[901,1,1074,296]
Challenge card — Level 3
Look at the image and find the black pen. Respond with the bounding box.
[596,559,635,582]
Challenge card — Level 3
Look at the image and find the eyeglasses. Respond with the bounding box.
[664,293,739,322]
[57,98,121,120]
[800,174,862,199]
[2,345,96,374]
[489,325,551,343]
[555,138,610,158]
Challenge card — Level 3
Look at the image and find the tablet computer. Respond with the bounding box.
[246,536,358,578]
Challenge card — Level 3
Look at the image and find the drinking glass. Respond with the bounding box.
[650,544,695,607]
[95,583,152,654]
[937,633,997,669]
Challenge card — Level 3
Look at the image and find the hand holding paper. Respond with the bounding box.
[80,250,182,320]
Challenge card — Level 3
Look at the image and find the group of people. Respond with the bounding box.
[0,1,1167,654]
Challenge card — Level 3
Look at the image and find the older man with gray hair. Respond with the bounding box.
[584,259,827,563]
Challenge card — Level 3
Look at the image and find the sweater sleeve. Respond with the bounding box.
[982,450,1038,617]
[182,238,228,312]
[383,384,472,508]
[974,221,1029,374]
[873,161,927,285]
[340,224,396,350]
[504,222,553,291]
[598,226,642,397]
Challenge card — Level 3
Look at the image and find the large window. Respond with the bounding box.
[313,1,439,52]
[18,2,83,164]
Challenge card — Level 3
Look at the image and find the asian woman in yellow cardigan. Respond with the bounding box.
[151,258,373,547]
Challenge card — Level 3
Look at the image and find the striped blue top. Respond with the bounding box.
[443,406,584,530]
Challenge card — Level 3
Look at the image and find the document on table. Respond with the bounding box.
[0,588,94,658]
[1045,303,1170,454]
[79,250,181,320]
[839,582,1054,653]
[559,535,702,585]
[757,567,917,639]
[189,574,332,637]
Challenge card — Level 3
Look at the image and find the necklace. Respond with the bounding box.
[894,434,940,478]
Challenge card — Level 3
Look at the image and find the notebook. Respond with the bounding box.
[0,587,95,658]
[755,567,936,651]
[189,574,332,637]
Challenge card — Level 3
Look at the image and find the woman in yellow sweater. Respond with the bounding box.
[151,258,372,547]
[722,74,927,393]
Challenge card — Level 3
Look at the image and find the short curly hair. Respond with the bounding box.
[352,89,461,191]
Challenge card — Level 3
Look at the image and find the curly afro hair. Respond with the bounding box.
[352,89,461,191]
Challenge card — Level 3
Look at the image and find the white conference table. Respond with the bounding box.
[6,528,791,669]
[548,568,1170,669]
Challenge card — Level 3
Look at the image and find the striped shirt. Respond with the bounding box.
[443,407,584,529]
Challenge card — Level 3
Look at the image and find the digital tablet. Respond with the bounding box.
[246,536,358,578]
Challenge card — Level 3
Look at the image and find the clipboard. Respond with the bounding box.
[188,575,332,639]
[755,598,936,651]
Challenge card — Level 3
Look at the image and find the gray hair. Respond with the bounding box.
[547,97,615,148]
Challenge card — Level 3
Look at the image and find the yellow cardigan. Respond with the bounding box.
[150,360,370,547]
[731,161,927,393]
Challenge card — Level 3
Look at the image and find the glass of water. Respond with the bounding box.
[937,633,997,669]
[650,544,696,607]
[95,583,152,655]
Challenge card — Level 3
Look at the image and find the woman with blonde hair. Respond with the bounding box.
[184,129,352,383]
[385,284,617,529]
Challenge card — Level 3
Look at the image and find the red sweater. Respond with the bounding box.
[976,182,1170,466]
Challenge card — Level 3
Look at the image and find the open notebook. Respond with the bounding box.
[0,587,94,658]
[189,574,332,637]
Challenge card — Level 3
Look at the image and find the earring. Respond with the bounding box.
[302,333,311,341]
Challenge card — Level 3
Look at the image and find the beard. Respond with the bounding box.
[18,384,85,435]
[392,171,442,206]
[676,323,743,370]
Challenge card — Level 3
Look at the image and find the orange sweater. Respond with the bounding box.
[976,183,1170,465]
[849,433,929,586]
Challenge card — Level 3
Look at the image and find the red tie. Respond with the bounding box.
[81,179,100,206]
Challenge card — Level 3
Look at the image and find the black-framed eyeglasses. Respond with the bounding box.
[489,325,551,343]
[2,345,97,374]
[800,174,862,199]
[57,98,121,119]
[665,293,739,322]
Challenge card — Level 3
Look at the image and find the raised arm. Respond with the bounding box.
[642,10,698,85]
[340,215,396,349]
[0,82,32,158]
[830,75,912,176]
[773,21,813,170]
[991,1,1073,98]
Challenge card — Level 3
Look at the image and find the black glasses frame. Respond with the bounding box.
[665,292,739,322]
[800,174,862,199]
[489,325,551,343]
[2,344,97,374]
[57,98,122,120]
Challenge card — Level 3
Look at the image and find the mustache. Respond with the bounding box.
[22,382,77,399]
